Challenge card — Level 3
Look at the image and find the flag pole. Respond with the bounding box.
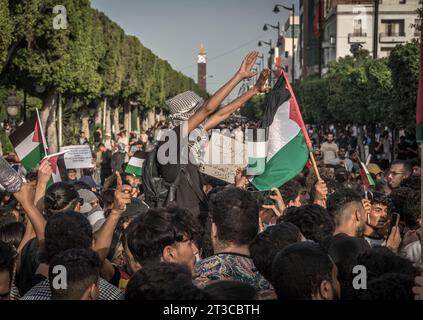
[280,69,322,181]
[35,108,48,157]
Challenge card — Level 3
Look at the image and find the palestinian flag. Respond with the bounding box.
[249,70,311,191]
[416,17,423,142]
[9,114,46,172]
[359,161,376,193]
[44,151,68,183]
[125,151,145,176]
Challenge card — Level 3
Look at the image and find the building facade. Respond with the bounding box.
[322,0,420,73]
[278,15,301,82]
[197,44,207,92]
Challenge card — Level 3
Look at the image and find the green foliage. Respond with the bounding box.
[388,40,420,129]
[240,94,267,120]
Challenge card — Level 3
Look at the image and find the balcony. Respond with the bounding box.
[379,32,406,43]
[348,32,367,44]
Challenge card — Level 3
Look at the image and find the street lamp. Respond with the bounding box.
[274,4,296,83]
[6,91,21,128]
[257,40,273,69]
[263,22,281,45]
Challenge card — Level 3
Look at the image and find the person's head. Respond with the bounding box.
[0,241,16,300]
[98,143,106,152]
[411,158,421,176]
[78,189,100,215]
[79,131,85,138]
[355,247,418,283]
[0,209,18,228]
[125,262,205,300]
[403,194,421,229]
[0,222,25,249]
[124,174,141,189]
[388,186,412,218]
[166,91,205,125]
[49,248,100,300]
[208,187,259,251]
[101,189,115,210]
[326,133,334,143]
[105,133,111,140]
[44,182,81,218]
[66,169,77,181]
[272,242,340,300]
[126,206,199,275]
[400,174,421,191]
[338,147,347,159]
[326,188,365,237]
[280,180,302,207]
[42,211,93,265]
[358,273,415,300]
[366,191,390,232]
[250,222,302,282]
[279,205,335,243]
[387,160,412,190]
[203,280,257,300]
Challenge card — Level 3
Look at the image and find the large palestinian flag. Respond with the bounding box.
[249,70,311,191]
[9,114,46,172]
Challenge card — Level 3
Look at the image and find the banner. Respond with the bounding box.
[60,145,93,169]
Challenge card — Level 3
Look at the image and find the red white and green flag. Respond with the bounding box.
[248,70,311,190]
[9,113,46,172]
[416,18,423,142]
[359,161,376,193]
[125,151,145,177]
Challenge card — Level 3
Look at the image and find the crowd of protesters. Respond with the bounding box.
[0,52,423,301]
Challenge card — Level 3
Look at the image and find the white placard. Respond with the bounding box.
[60,145,93,169]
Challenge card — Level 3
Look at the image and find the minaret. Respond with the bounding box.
[197,44,207,92]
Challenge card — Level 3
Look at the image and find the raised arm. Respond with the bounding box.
[187,51,259,134]
[204,69,270,131]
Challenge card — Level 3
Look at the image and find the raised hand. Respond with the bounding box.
[37,159,53,186]
[112,171,132,213]
[255,69,271,93]
[237,51,259,79]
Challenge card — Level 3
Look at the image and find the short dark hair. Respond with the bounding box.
[326,188,363,226]
[101,189,115,209]
[391,160,412,177]
[126,206,199,265]
[403,192,421,229]
[358,273,414,300]
[125,262,205,300]
[250,222,302,282]
[389,187,413,218]
[272,242,334,300]
[280,180,302,206]
[49,248,100,300]
[0,240,16,280]
[0,222,25,249]
[401,174,421,191]
[203,280,257,300]
[208,187,259,246]
[72,181,91,191]
[279,205,335,243]
[0,209,17,228]
[370,191,391,208]
[44,183,79,218]
[43,211,93,264]
[355,247,418,283]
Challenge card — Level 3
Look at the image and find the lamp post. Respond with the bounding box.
[273,4,295,83]
[6,91,21,128]
[263,22,281,44]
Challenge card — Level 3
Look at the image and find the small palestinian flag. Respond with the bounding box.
[359,161,376,193]
[44,151,68,183]
[9,113,46,172]
[125,151,145,177]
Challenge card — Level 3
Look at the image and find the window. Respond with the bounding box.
[285,51,289,58]
[353,19,363,36]
[381,19,405,36]
[399,0,406,3]
[285,65,289,73]
[381,47,394,56]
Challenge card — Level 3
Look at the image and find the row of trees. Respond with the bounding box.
[0,0,207,152]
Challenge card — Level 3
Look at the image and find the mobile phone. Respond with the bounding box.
[387,213,400,238]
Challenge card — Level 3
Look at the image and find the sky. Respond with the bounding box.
[90,0,298,101]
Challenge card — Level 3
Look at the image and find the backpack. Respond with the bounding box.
[142,145,205,208]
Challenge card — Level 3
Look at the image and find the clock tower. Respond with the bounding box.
[197,44,207,92]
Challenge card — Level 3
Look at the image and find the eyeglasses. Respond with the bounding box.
[388,171,404,177]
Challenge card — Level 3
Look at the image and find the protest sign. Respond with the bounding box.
[60,145,93,169]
